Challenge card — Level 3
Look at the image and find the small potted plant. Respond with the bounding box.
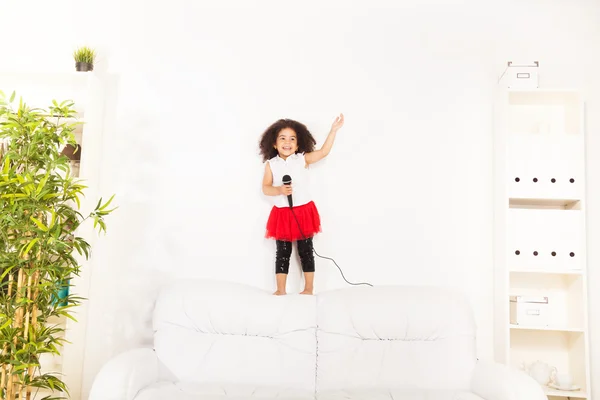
[73,46,96,72]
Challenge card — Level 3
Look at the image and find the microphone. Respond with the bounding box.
[282,174,293,208]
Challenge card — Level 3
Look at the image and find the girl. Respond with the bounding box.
[259,114,344,295]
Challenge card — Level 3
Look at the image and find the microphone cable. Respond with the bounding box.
[289,207,373,287]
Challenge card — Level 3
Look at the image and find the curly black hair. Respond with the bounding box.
[259,119,317,162]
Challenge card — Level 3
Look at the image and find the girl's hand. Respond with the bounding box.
[304,113,344,165]
[331,113,344,132]
[279,185,292,196]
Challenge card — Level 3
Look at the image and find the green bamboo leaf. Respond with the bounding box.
[37,171,50,195]
[30,216,49,231]
[59,312,78,323]
[99,194,115,211]
[22,238,39,256]
[49,208,57,229]
[13,364,30,372]
[0,265,16,281]
[82,242,90,259]
[42,193,60,200]
[72,241,81,256]
[0,317,12,330]
[1,193,27,199]
[2,157,9,180]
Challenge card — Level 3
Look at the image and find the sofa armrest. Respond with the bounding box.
[470,360,547,400]
[89,347,161,400]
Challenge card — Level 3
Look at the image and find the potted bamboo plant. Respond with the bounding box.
[0,91,115,399]
[73,47,96,72]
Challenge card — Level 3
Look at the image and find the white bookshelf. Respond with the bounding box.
[493,88,592,399]
[0,71,107,400]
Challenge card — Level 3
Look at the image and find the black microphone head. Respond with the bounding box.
[282,174,292,185]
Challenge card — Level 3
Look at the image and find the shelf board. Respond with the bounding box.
[506,87,581,93]
[510,324,584,333]
[509,197,581,209]
[0,70,92,83]
[29,388,65,400]
[507,89,581,102]
[509,268,583,275]
[46,315,67,327]
[544,386,587,398]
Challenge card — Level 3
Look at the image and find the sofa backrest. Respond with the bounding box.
[315,285,477,392]
[153,280,478,393]
[152,279,317,394]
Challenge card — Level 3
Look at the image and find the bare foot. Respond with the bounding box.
[302,272,314,295]
[275,274,287,296]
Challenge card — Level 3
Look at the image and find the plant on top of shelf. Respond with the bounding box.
[73,46,96,72]
[0,91,116,399]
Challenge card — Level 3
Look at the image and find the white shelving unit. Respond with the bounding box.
[0,71,106,400]
[493,88,592,399]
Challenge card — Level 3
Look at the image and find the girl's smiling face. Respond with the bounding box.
[274,128,298,158]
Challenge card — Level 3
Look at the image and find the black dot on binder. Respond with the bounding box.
[570,252,575,257]
[533,177,538,182]
[533,251,538,256]
[515,177,520,182]
[551,251,556,256]
[515,250,520,255]
[570,178,575,183]
[551,178,556,183]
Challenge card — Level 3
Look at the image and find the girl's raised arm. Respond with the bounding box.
[305,113,344,165]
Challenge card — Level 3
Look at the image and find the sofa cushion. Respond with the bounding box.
[135,382,314,400]
[315,286,477,391]
[317,388,485,400]
[152,280,317,391]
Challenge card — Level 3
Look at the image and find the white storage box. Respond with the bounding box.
[510,296,549,326]
[503,61,539,89]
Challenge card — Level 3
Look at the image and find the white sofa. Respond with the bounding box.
[89,279,546,400]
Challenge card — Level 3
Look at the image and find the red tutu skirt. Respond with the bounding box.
[265,201,321,242]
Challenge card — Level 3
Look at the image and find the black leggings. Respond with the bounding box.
[275,238,315,274]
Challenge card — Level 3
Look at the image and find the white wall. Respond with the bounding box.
[2,1,600,399]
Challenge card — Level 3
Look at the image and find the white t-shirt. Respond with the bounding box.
[267,152,312,208]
